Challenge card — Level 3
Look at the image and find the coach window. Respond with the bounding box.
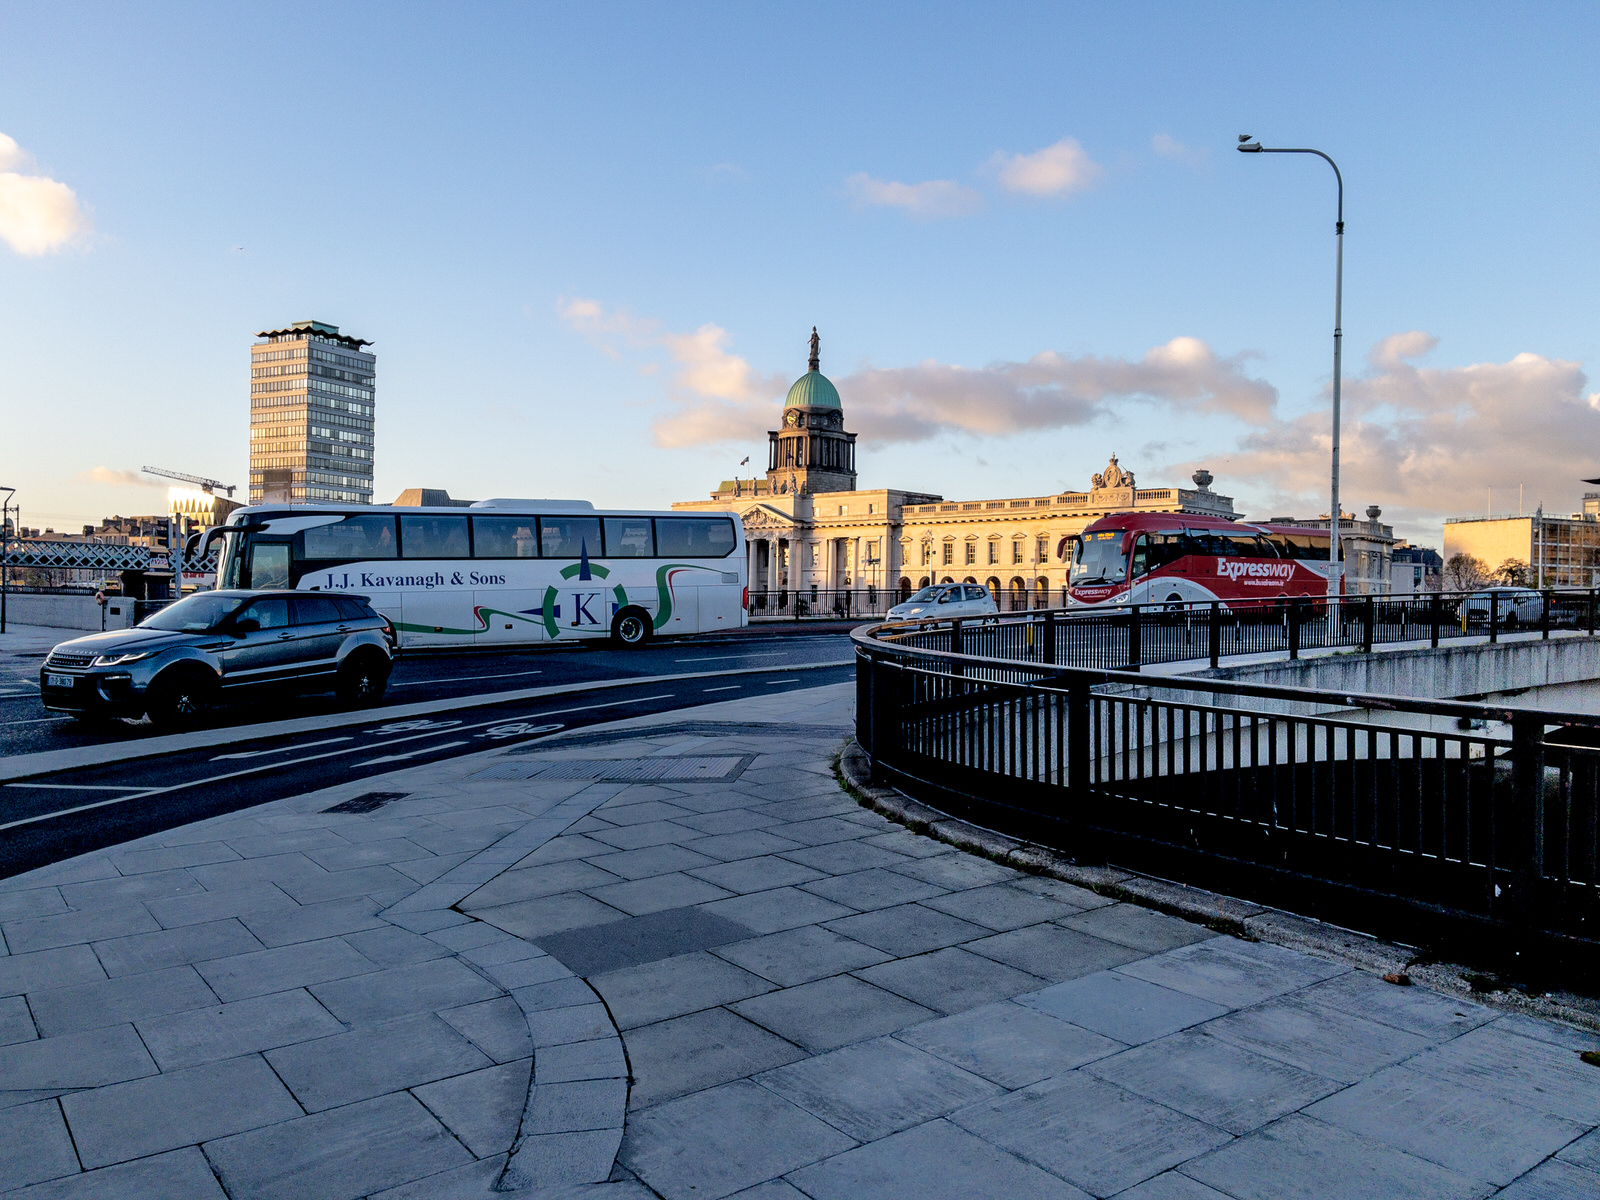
[604,517,654,557]
[400,515,470,559]
[472,516,539,558]
[654,517,736,558]
[300,515,397,561]
[1130,535,1149,580]
[540,516,603,559]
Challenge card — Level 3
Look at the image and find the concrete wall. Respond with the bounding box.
[2,593,136,631]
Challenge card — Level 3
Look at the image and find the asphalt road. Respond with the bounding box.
[0,653,855,880]
[0,624,858,757]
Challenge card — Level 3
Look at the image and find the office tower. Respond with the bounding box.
[249,320,375,505]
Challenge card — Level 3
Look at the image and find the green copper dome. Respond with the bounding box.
[784,370,841,410]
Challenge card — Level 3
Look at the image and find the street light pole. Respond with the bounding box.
[1237,136,1345,602]
[0,487,15,636]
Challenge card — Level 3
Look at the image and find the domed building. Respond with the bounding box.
[673,328,1239,617]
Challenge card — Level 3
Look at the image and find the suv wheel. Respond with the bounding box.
[611,607,653,648]
[336,652,390,706]
[147,669,212,729]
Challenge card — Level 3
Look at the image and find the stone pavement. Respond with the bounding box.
[0,683,1597,1198]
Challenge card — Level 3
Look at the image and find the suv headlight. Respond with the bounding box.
[91,650,156,667]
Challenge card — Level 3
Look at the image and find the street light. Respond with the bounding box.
[0,487,15,635]
[1237,134,1345,602]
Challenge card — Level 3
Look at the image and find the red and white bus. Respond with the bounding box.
[1066,513,1341,608]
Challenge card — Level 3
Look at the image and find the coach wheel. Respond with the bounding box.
[1164,593,1184,613]
[612,607,653,648]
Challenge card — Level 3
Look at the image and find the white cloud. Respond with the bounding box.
[992,137,1102,197]
[1151,133,1208,167]
[0,132,90,256]
[1220,333,1600,531]
[844,173,983,218]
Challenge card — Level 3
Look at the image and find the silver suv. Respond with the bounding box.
[40,590,397,727]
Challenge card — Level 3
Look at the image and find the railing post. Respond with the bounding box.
[1208,601,1220,668]
[1288,600,1300,660]
[1503,711,1547,929]
[1490,595,1499,644]
[1066,678,1091,802]
[1043,610,1057,664]
[1430,592,1440,649]
[1541,589,1551,640]
[950,619,964,678]
[1361,594,1374,653]
[1127,604,1142,671]
[1590,588,1597,636]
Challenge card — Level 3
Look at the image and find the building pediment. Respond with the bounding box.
[738,504,805,531]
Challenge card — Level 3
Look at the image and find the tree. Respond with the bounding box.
[1490,558,1530,587]
[1444,553,1489,591]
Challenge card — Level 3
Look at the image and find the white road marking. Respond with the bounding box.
[211,737,354,761]
[764,678,801,684]
[358,739,471,766]
[392,669,543,687]
[5,782,152,791]
[675,652,788,662]
[702,685,741,693]
[4,716,72,725]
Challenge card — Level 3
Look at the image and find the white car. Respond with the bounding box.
[1461,587,1543,627]
[887,583,999,623]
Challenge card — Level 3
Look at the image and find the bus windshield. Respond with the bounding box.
[1071,531,1127,585]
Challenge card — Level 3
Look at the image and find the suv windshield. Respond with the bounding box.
[138,592,244,632]
[1071,531,1128,585]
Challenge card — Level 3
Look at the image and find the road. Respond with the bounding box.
[0,625,856,879]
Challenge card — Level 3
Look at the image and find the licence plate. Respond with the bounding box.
[45,673,74,689]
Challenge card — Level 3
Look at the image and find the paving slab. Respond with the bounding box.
[1404,1021,1600,1123]
[267,1011,493,1111]
[590,950,774,1029]
[28,965,219,1037]
[414,1057,532,1156]
[1087,1028,1342,1135]
[920,882,1086,931]
[62,1053,303,1168]
[1055,902,1215,953]
[731,975,938,1053]
[1180,1113,1492,1200]
[0,996,34,1047]
[194,935,379,1001]
[623,1008,807,1109]
[535,906,756,976]
[0,1100,79,1190]
[0,1146,227,1200]
[896,1000,1124,1088]
[964,923,1146,982]
[134,989,344,1070]
[823,903,991,957]
[89,918,261,977]
[1018,970,1229,1044]
[1496,1157,1600,1199]
[701,886,856,934]
[0,1024,156,1093]
[309,956,502,1023]
[711,924,891,986]
[1202,989,1433,1083]
[619,1078,856,1200]
[950,1072,1232,1196]
[756,1035,1003,1142]
[854,945,1045,1015]
[786,1118,1091,1200]
[203,1090,475,1200]
[1116,937,1347,1007]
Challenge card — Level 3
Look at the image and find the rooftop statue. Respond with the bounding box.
[1091,454,1135,491]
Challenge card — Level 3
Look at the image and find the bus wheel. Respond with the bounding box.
[612,607,653,648]
[1164,594,1184,613]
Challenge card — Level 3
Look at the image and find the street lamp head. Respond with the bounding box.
[1237,135,1262,153]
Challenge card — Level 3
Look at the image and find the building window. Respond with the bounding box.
[1037,536,1047,562]
[965,542,976,566]
[943,542,954,566]
[1012,541,1023,564]
[988,541,998,565]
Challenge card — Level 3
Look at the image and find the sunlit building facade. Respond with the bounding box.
[249,320,375,505]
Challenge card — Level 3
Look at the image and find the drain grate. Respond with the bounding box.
[323,791,411,814]
[469,756,747,783]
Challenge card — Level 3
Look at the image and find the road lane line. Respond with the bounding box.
[0,660,852,783]
[211,737,354,761]
[674,652,787,662]
[5,783,153,791]
[391,670,544,687]
[702,686,741,693]
[358,740,471,766]
[1,691,688,829]
[764,678,801,684]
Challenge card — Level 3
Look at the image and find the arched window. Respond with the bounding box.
[1035,576,1049,608]
[1009,577,1027,610]
[985,577,1001,601]
[899,577,913,601]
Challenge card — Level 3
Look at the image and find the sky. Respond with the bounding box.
[2,2,1598,547]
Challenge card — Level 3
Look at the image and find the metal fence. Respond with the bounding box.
[854,611,1600,985]
[884,589,1600,672]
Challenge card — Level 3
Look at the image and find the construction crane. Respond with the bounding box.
[141,466,238,498]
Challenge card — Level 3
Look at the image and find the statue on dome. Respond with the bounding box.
[1091,454,1135,491]
[808,327,820,373]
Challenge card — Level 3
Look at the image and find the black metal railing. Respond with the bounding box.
[853,615,1600,985]
[882,589,1600,672]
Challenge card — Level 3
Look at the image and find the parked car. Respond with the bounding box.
[886,583,1000,623]
[1460,587,1544,627]
[40,590,397,727]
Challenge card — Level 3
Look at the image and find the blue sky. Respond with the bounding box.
[3,2,1598,545]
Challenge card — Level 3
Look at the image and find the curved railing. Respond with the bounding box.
[851,607,1600,987]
